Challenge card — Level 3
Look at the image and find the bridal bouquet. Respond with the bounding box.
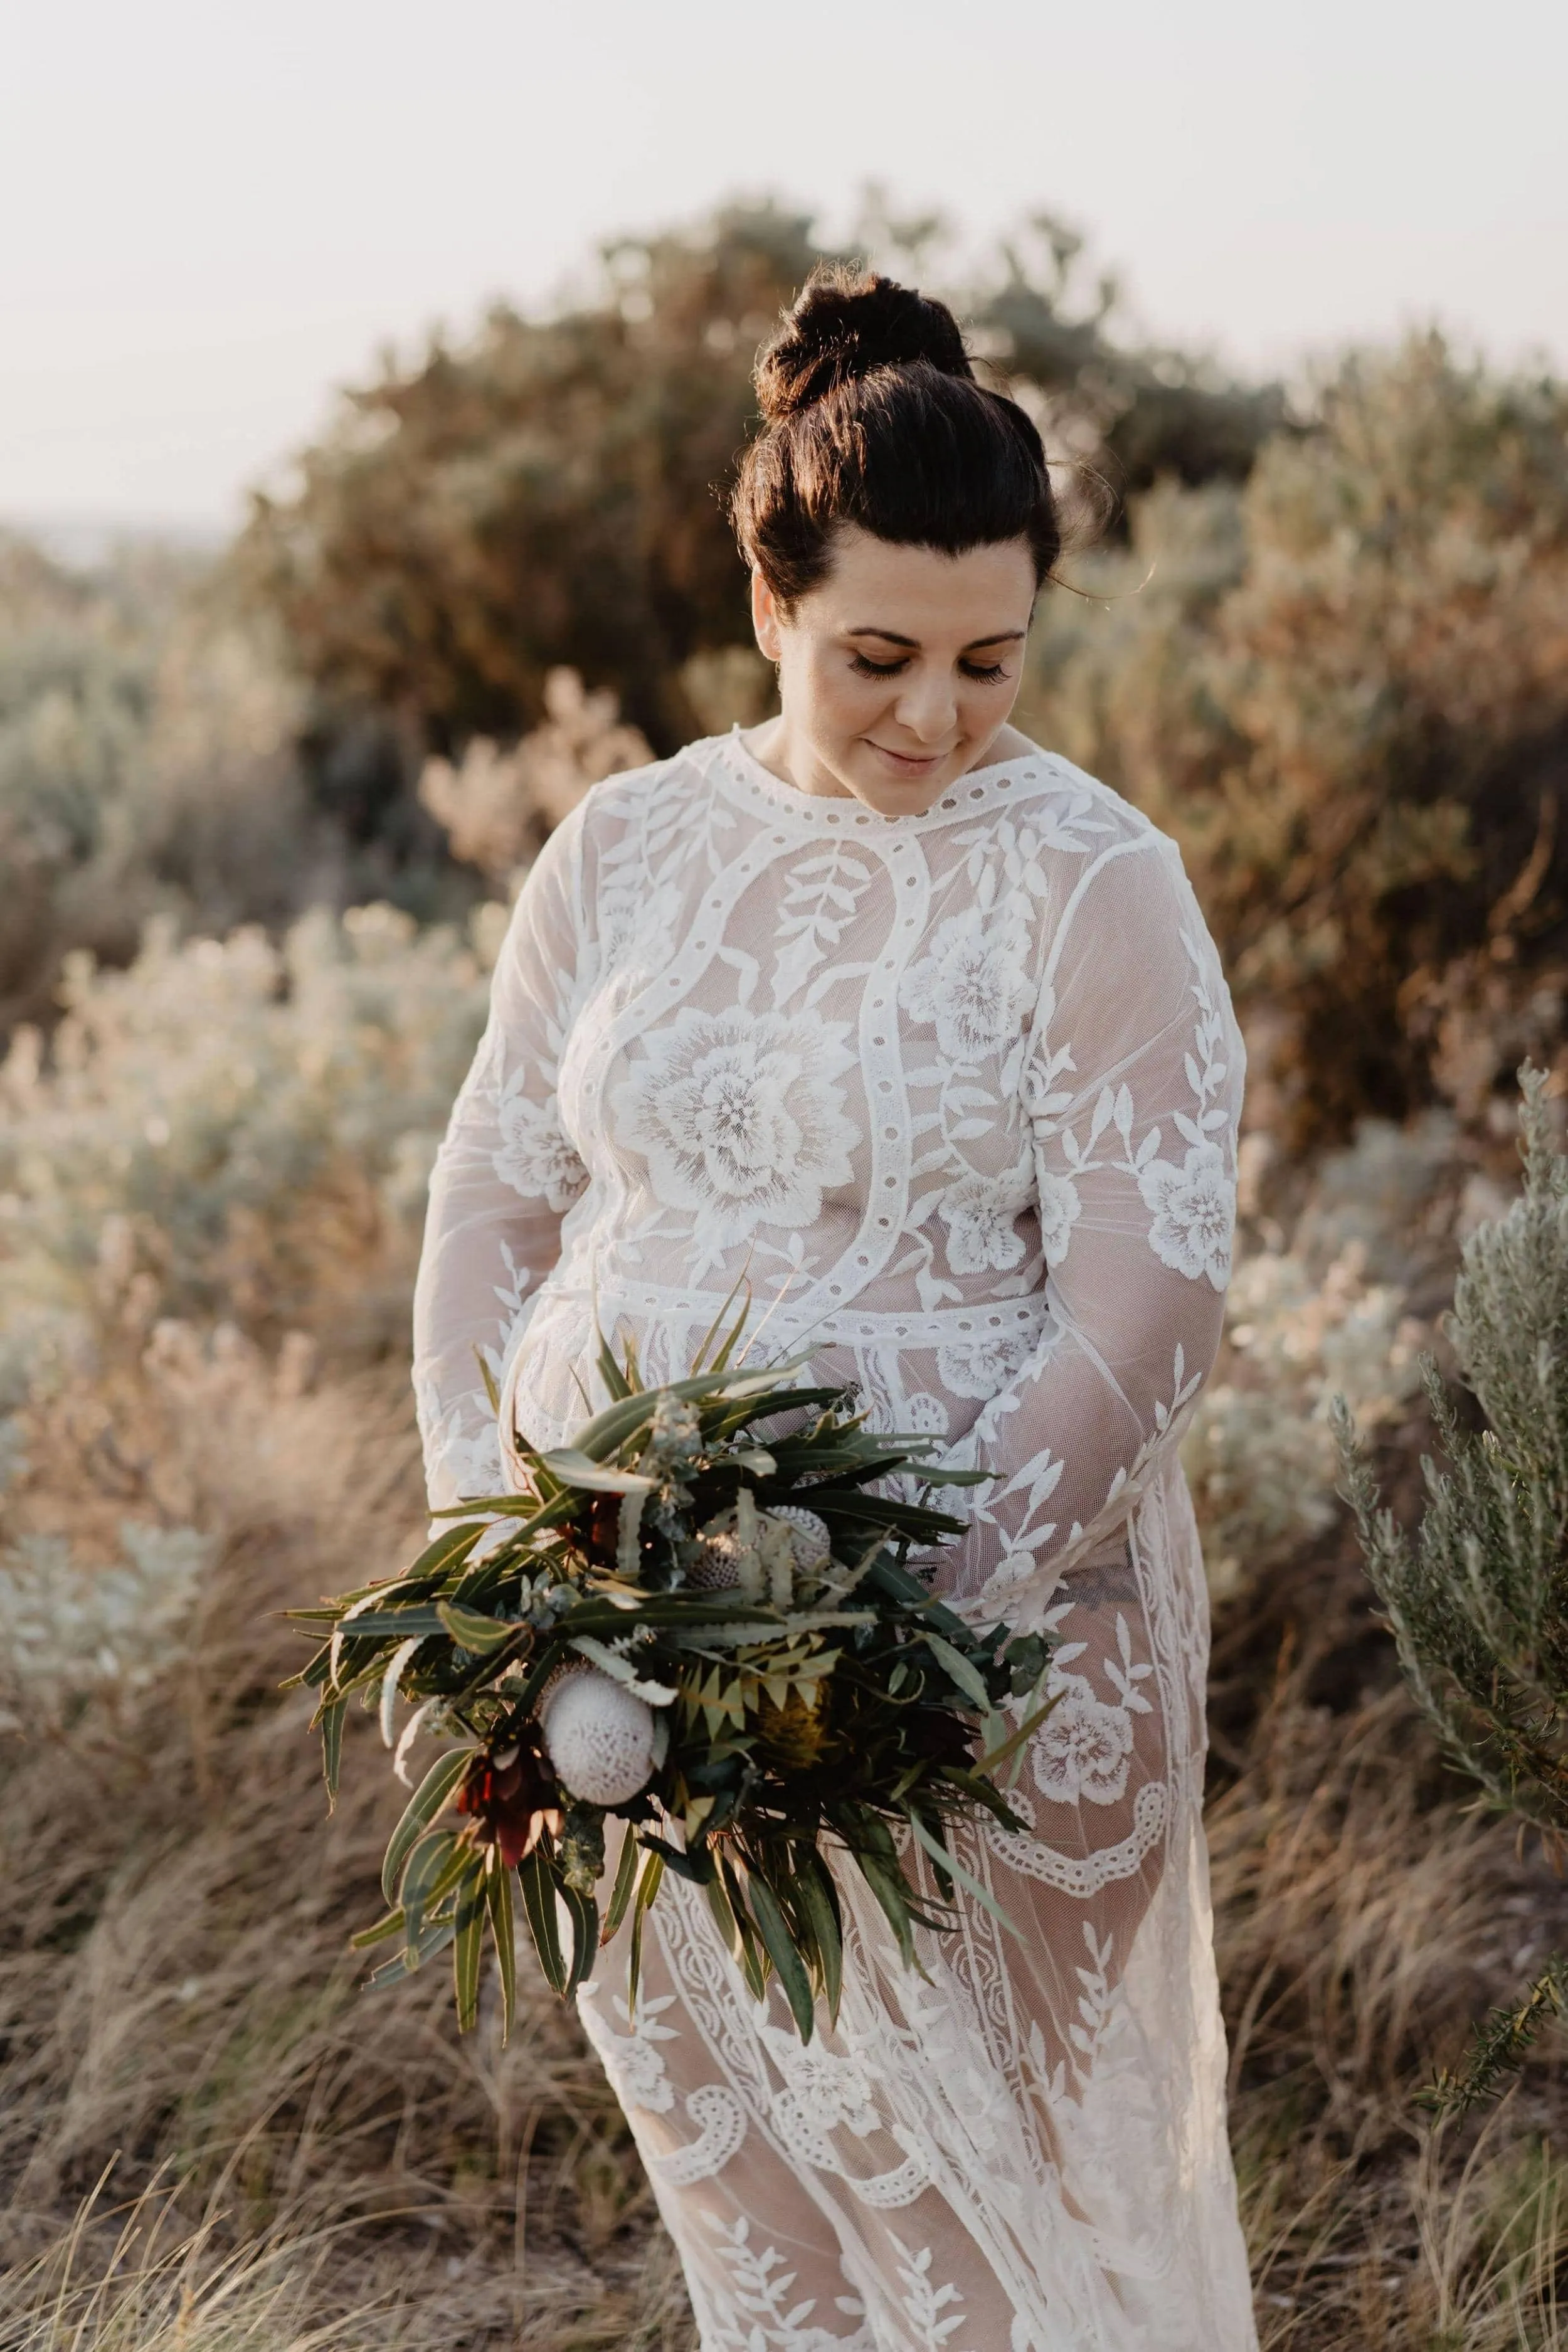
[287,1318,1054,2045]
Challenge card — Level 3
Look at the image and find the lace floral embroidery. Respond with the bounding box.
[899,904,1034,1064]
[582,1987,680,2113]
[936,1168,1030,1274]
[936,1330,1035,1400]
[1031,1677,1135,1805]
[1031,1606,1157,1806]
[1138,1140,1234,1288]
[612,1005,859,1246]
[698,2213,874,2351]
[493,1082,589,1210]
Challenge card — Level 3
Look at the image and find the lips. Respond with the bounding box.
[867,742,950,771]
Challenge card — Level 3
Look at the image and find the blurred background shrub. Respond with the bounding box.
[6,199,1568,2349]
[1024,338,1568,1148]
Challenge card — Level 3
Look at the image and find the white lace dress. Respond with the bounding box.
[413,729,1258,2351]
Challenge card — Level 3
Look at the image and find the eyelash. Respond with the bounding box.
[849,654,1010,683]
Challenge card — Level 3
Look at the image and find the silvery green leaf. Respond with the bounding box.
[393,1696,440,1785]
[379,1637,423,1748]
[435,1600,517,1653]
[568,1634,677,1705]
[535,1448,655,1494]
[921,1631,993,1712]
[382,1749,470,1907]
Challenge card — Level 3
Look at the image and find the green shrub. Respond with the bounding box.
[238,203,1279,763]
[0,902,497,1359]
[1030,338,1568,1144]
[1337,1067,1568,2104]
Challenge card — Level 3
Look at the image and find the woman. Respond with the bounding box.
[413,270,1256,2351]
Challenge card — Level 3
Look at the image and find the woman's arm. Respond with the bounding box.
[936,834,1244,1621]
[411,807,593,1512]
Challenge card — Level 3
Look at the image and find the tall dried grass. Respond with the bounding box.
[0,1316,697,2349]
[4,928,1568,2348]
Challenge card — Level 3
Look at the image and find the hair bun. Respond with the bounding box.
[755,267,974,422]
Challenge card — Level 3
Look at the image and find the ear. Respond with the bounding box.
[750,570,784,662]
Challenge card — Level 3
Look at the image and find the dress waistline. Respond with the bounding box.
[536,1279,1053,1353]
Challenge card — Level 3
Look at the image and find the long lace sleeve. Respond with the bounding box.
[411,808,593,1512]
[935,834,1243,1623]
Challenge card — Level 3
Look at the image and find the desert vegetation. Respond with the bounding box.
[3,203,1568,2347]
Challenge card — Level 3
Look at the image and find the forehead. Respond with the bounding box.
[806,525,1036,640]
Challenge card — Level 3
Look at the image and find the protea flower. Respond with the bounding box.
[581,1496,621,1567]
[456,1739,563,1868]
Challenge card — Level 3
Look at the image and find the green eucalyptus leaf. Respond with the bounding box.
[935,1766,1029,1835]
[626,1848,665,2021]
[453,1865,487,2032]
[401,1827,465,1942]
[319,1697,346,1804]
[720,1855,769,2005]
[907,1809,1022,1940]
[594,1335,634,1402]
[435,1600,517,1653]
[745,1872,817,2043]
[349,1907,405,1951]
[852,1847,919,1972]
[921,1632,993,1713]
[561,1880,600,1996]
[366,1920,455,1988]
[486,1858,518,2041]
[601,1828,643,1946]
[975,1689,1061,1781]
[381,1749,470,1906]
[534,1449,656,1494]
[334,1608,447,1640]
[703,1867,744,1964]
[795,1855,844,2026]
[519,1846,569,1996]
[405,1522,487,1583]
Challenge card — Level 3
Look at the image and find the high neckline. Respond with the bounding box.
[712,724,1052,832]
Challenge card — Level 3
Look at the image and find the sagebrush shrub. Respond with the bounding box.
[1029,338,1568,1143]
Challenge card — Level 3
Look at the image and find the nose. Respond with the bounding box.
[893,665,957,746]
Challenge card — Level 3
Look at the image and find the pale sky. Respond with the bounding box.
[5,0,1565,535]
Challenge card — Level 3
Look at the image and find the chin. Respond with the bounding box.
[844,747,962,812]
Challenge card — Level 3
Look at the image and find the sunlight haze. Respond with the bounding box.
[5,0,1564,531]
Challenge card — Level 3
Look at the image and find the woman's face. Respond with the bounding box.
[750,524,1037,818]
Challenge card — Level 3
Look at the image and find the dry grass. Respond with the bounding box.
[4,1288,1568,2348]
[1209,1515,1568,2348]
[0,1322,696,2351]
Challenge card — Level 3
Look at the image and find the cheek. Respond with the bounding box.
[793,649,886,737]
[962,671,1022,720]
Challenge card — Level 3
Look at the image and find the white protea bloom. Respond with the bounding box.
[540,1668,657,1806]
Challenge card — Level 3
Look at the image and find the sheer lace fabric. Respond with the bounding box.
[413,732,1258,2349]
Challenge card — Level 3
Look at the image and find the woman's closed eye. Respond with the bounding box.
[849,653,1012,683]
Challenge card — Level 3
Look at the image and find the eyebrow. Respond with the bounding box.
[845,625,1027,650]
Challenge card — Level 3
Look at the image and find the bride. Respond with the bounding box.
[413,268,1257,2351]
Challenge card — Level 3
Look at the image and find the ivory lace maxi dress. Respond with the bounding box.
[412,730,1258,2352]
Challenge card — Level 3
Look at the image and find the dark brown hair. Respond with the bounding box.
[731,265,1061,610]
